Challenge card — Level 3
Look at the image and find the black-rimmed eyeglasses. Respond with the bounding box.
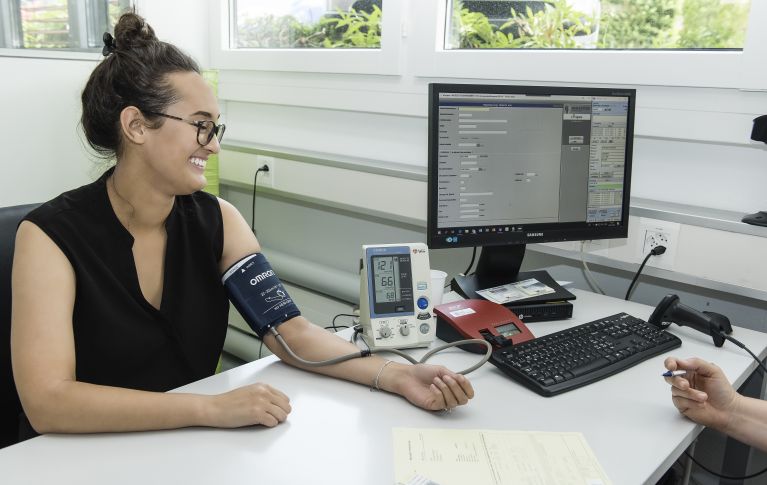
[144,111,226,146]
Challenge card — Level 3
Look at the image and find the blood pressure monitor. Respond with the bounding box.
[359,243,436,349]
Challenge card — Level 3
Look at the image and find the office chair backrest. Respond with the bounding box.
[0,203,39,448]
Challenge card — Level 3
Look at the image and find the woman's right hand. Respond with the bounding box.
[205,383,291,428]
[664,356,739,431]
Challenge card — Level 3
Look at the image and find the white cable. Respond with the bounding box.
[580,241,605,295]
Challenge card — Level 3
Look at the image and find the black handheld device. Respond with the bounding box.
[648,294,732,347]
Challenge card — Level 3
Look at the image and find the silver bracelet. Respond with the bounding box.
[371,360,393,392]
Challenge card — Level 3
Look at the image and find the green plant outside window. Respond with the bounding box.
[234,2,382,49]
[447,0,750,50]
[13,0,129,50]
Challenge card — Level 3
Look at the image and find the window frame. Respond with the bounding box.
[210,0,403,75]
[0,0,22,49]
[0,0,129,59]
[409,0,767,90]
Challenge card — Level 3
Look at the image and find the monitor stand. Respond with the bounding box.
[451,244,572,304]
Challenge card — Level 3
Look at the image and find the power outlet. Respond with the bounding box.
[643,229,670,253]
[255,156,275,188]
[637,219,680,271]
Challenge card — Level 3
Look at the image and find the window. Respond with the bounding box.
[447,0,751,50]
[410,0,766,89]
[211,0,400,75]
[1,0,130,51]
[232,0,382,49]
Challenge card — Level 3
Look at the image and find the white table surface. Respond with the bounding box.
[2,289,766,485]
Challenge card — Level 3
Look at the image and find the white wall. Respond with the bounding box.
[0,57,98,206]
[218,73,767,215]
[133,0,211,68]
[5,1,766,213]
[208,1,767,316]
[633,137,767,212]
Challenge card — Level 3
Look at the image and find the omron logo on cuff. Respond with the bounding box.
[222,253,301,338]
[250,269,275,285]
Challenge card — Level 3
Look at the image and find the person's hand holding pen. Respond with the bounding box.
[663,356,741,432]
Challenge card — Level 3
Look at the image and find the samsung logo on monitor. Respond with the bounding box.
[527,232,544,237]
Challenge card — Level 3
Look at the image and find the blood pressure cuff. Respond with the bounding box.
[221,253,301,338]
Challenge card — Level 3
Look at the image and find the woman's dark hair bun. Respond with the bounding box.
[113,11,157,51]
[81,10,200,160]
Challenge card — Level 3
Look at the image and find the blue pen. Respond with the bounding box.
[662,370,687,377]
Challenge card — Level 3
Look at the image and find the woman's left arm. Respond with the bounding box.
[217,198,474,411]
[264,315,474,411]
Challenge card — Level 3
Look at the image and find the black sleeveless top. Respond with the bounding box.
[23,168,230,392]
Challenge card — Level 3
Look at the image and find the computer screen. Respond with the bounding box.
[426,83,636,297]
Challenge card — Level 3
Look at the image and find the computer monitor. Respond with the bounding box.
[427,83,636,299]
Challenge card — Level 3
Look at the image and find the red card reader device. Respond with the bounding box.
[434,299,535,354]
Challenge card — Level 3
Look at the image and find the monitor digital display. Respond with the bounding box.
[426,83,636,296]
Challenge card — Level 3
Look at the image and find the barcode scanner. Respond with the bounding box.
[648,294,733,347]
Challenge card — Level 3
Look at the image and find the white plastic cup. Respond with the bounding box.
[430,269,448,307]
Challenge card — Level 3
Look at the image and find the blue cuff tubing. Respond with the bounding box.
[222,253,301,338]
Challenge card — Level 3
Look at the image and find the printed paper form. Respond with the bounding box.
[393,428,611,485]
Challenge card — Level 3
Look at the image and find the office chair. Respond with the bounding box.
[0,203,39,448]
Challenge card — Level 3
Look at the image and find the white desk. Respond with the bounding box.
[2,289,766,485]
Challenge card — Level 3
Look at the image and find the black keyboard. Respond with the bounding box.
[490,313,682,396]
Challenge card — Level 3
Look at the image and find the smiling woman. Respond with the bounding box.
[9,8,475,444]
[11,12,236,439]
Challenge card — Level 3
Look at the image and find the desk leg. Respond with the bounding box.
[761,358,767,400]
[681,440,696,485]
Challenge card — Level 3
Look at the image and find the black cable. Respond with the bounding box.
[348,325,360,344]
[722,333,767,375]
[684,450,767,481]
[352,326,369,352]
[463,247,477,276]
[257,337,264,359]
[251,165,270,235]
[625,245,666,301]
[325,313,357,332]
